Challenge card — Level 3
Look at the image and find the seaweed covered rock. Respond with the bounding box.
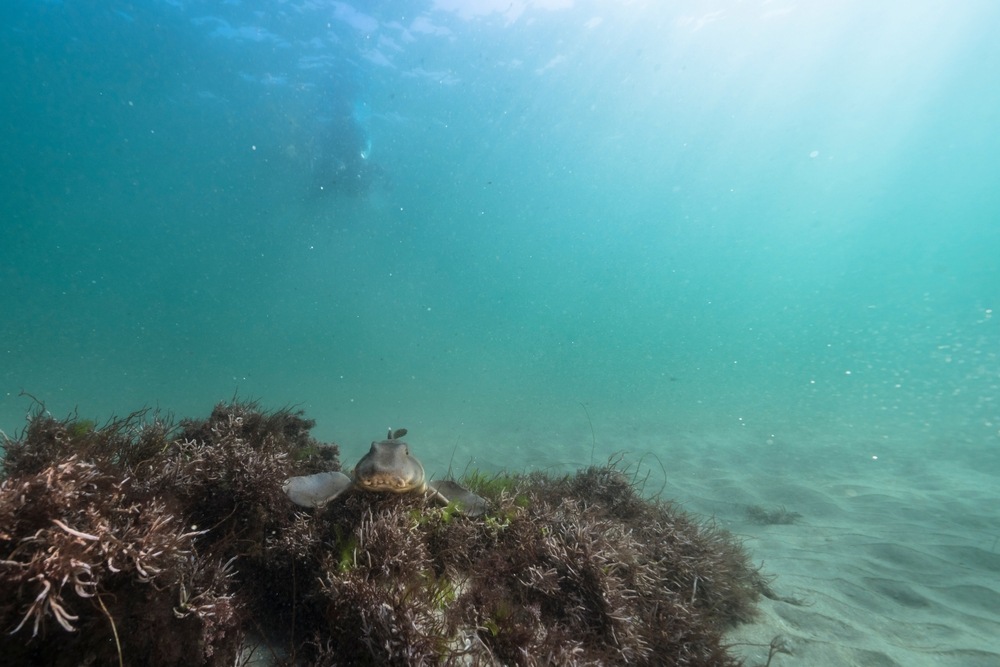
[260,464,764,667]
[1,402,764,666]
[0,401,337,666]
[0,455,236,665]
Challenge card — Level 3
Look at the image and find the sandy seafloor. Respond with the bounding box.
[530,426,1000,667]
[657,431,1000,667]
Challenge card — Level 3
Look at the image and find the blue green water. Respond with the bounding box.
[2,0,998,478]
[3,2,1000,661]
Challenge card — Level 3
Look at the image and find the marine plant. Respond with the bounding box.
[0,400,332,665]
[1,400,766,666]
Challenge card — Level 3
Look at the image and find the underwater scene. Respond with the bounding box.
[2,0,999,665]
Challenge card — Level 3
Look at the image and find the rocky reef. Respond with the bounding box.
[0,402,766,666]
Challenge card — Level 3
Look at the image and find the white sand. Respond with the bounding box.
[635,429,1000,667]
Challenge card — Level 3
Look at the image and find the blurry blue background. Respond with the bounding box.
[2,0,998,473]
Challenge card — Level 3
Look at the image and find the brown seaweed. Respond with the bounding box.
[1,401,765,666]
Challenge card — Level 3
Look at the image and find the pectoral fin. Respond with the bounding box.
[427,480,488,517]
[283,471,353,508]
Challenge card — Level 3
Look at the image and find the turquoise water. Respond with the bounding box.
[2,0,998,479]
